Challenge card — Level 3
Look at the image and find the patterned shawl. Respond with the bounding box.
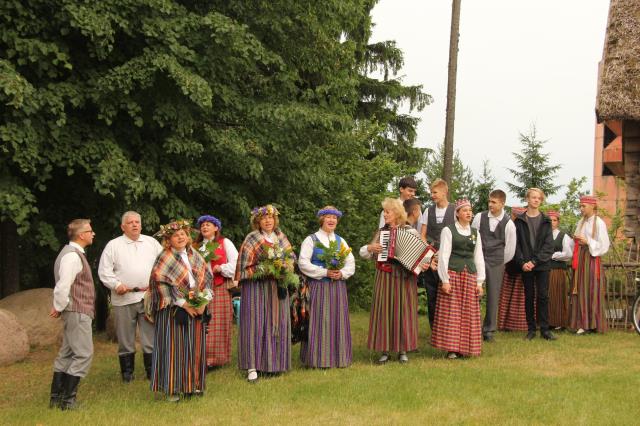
[144,246,212,322]
[234,228,295,335]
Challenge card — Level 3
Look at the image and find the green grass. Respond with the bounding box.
[2,312,640,425]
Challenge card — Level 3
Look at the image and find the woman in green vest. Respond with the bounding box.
[430,199,485,359]
[546,211,574,330]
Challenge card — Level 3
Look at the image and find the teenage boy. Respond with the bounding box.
[514,188,556,341]
[420,178,455,329]
[379,176,420,230]
[471,189,516,342]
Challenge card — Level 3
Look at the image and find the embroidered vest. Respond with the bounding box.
[54,245,96,319]
[447,224,478,274]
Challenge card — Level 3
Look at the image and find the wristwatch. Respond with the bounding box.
[132,287,140,292]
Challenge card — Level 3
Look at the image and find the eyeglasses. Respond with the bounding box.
[80,230,95,235]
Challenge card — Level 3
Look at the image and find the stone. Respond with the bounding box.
[0,309,29,366]
[0,288,63,347]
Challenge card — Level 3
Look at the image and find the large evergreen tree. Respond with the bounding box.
[0,1,430,309]
[422,143,476,203]
[472,160,497,212]
[506,126,562,201]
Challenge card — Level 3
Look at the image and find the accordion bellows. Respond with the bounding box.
[378,228,436,275]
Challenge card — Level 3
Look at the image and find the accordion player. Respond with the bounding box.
[377,227,436,275]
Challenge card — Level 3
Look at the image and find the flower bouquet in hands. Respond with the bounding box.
[196,240,220,263]
[314,240,352,270]
[181,287,213,309]
[253,242,299,292]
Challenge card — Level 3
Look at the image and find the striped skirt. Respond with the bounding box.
[206,283,233,367]
[569,246,607,333]
[367,263,418,352]
[150,307,206,396]
[431,269,482,357]
[300,279,352,368]
[498,271,530,331]
[548,268,570,328]
[238,279,291,372]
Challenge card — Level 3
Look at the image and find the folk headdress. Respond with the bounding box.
[154,219,191,239]
[511,206,527,215]
[316,207,343,218]
[546,210,560,219]
[455,198,471,211]
[251,204,279,220]
[196,215,222,229]
[579,195,598,205]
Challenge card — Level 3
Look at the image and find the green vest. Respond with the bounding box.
[447,224,478,273]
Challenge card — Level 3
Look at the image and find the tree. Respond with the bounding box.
[472,160,497,212]
[0,1,430,310]
[506,126,562,201]
[423,144,476,203]
[544,177,588,235]
[443,0,462,184]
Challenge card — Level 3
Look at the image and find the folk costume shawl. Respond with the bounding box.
[144,247,212,322]
[234,228,295,335]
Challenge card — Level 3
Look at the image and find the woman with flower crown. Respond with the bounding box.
[194,215,239,368]
[431,199,485,359]
[298,206,355,368]
[145,220,213,401]
[235,205,295,383]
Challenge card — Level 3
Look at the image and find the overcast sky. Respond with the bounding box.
[370,0,611,204]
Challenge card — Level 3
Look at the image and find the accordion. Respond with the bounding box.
[377,228,436,275]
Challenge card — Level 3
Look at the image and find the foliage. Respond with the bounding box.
[252,242,298,289]
[543,176,589,235]
[422,143,476,203]
[0,0,431,310]
[472,159,497,212]
[506,125,562,201]
[314,239,352,270]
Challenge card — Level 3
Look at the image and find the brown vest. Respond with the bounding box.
[54,244,96,319]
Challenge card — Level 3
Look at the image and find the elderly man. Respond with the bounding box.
[98,211,162,382]
[49,219,96,410]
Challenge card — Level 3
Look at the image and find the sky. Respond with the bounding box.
[370,0,611,204]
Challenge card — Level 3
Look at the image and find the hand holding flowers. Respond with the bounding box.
[253,241,299,289]
[314,240,352,279]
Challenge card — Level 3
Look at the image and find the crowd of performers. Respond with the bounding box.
[48,177,610,408]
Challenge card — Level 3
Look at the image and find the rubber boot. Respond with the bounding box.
[60,375,81,411]
[119,353,135,382]
[143,352,153,380]
[49,371,65,408]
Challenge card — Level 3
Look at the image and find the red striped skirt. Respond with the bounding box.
[569,246,607,333]
[548,268,570,328]
[430,269,482,357]
[367,263,418,352]
[498,270,532,331]
[205,283,233,366]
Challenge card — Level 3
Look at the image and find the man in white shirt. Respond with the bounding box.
[378,176,421,231]
[98,211,163,382]
[49,219,96,410]
[471,189,516,342]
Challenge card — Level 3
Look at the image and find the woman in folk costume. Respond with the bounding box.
[360,198,420,364]
[498,206,531,331]
[146,220,213,401]
[570,196,610,334]
[431,199,485,359]
[235,205,294,382]
[194,215,238,368]
[546,211,574,330]
[298,206,355,368]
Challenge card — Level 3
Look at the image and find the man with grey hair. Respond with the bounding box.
[49,219,96,410]
[98,211,162,382]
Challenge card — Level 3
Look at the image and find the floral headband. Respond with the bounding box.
[251,204,279,220]
[196,215,222,229]
[316,208,343,218]
[154,219,191,239]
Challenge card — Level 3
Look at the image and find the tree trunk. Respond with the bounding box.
[443,0,462,184]
[0,220,20,298]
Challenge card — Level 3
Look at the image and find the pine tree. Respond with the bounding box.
[423,144,476,203]
[473,160,497,212]
[506,126,562,201]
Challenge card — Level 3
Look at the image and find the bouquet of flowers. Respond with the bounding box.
[180,287,213,309]
[314,240,352,270]
[253,241,299,289]
[196,240,221,263]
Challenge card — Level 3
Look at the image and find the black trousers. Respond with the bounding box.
[422,269,439,330]
[522,269,550,332]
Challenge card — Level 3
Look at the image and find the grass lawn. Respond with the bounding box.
[1,311,639,425]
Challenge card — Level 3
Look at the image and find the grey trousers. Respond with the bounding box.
[482,263,505,336]
[53,312,94,378]
[113,301,154,355]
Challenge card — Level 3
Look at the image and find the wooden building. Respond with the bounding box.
[595,0,640,241]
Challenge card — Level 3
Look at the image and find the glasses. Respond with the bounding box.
[80,229,95,235]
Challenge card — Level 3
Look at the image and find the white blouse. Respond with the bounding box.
[574,215,610,257]
[437,222,485,285]
[551,229,575,261]
[299,229,355,280]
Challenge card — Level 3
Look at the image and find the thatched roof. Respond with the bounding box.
[596,0,640,122]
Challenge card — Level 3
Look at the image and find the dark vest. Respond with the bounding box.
[426,204,455,249]
[54,244,96,318]
[479,212,510,267]
[549,231,568,270]
[447,224,478,273]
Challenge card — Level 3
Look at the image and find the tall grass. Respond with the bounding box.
[1,312,639,425]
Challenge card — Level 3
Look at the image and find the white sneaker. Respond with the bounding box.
[247,369,258,383]
[447,352,458,359]
[377,353,389,364]
[576,328,585,335]
[399,352,408,363]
